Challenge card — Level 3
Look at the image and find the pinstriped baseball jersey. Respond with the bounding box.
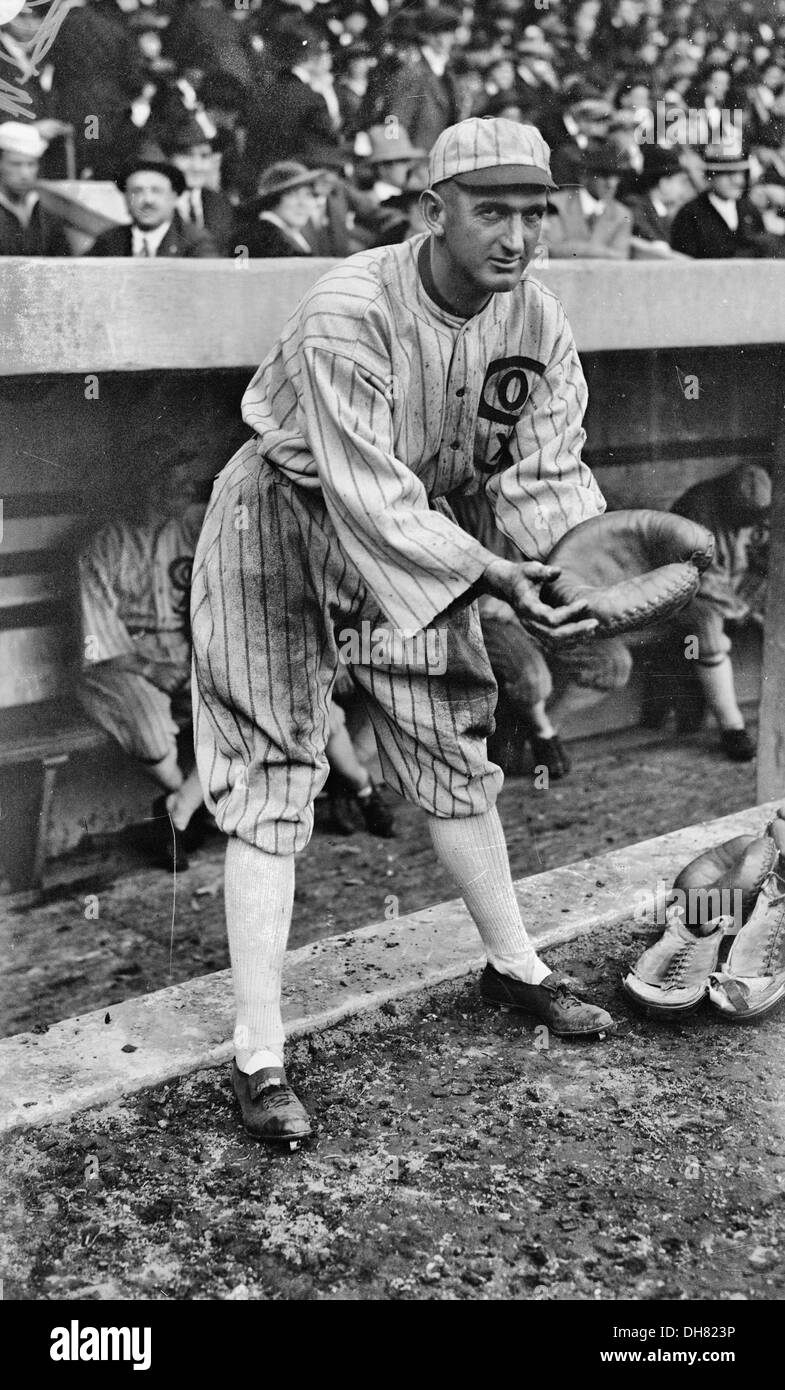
[79,506,204,661]
[239,231,604,639]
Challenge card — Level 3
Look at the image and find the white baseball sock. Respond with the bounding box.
[427,807,551,985]
[224,837,294,1072]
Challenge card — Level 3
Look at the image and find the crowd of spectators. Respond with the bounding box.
[1,0,785,258]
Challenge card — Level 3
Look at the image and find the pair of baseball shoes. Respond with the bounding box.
[232,969,614,1145]
[623,820,785,1022]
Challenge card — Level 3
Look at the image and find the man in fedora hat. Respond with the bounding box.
[364,123,427,205]
[670,140,773,257]
[0,121,70,256]
[190,117,613,1144]
[86,154,219,257]
[162,117,236,256]
[538,81,613,164]
[623,144,692,248]
[238,161,325,257]
[383,7,462,153]
[545,140,633,258]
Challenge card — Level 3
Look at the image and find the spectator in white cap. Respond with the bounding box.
[0,122,70,256]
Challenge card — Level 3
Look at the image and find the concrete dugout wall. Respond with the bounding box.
[1,258,783,856]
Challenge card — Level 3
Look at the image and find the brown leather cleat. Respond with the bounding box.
[231,1062,313,1142]
[481,964,614,1036]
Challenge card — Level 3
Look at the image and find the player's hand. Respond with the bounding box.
[480,557,599,646]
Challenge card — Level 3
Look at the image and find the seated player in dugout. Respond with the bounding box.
[451,492,633,780]
[191,118,615,1145]
[76,454,208,870]
[324,664,396,838]
[641,462,771,762]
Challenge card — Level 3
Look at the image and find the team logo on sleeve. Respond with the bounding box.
[477,356,546,427]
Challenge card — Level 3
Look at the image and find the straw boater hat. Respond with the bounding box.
[702,140,750,173]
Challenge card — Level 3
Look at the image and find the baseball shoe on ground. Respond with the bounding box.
[480,965,614,1036]
[358,786,396,837]
[231,1062,312,1142]
[327,789,362,835]
[720,728,755,762]
[622,908,734,1019]
[529,733,570,780]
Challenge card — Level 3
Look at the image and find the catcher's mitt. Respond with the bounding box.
[542,509,715,636]
[669,832,779,928]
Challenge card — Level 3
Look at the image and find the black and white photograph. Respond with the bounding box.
[0,0,783,1341]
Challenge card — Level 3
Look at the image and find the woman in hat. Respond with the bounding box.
[239,161,326,257]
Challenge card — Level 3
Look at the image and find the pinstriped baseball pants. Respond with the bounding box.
[191,442,503,855]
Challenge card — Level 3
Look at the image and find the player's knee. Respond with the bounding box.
[595,639,633,691]
[503,642,551,710]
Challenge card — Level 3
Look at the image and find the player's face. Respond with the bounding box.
[434,182,547,302]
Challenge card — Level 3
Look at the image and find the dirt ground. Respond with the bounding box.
[0,723,759,1037]
[2,906,784,1302]
[1,719,783,1303]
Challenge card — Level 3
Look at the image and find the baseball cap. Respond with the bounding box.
[428,117,556,190]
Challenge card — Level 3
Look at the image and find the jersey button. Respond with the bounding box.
[450,439,461,450]
[455,387,466,397]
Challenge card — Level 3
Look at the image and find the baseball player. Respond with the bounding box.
[78,458,207,870]
[191,118,614,1143]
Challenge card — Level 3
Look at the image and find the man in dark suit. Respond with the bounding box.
[244,23,348,185]
[163,119,236,256]
[0,122,70,256]
[383,7,461,154]
[623,145,692,251]
[670,142,774,258]
[46,0,146,178]
[87,157,219,258]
